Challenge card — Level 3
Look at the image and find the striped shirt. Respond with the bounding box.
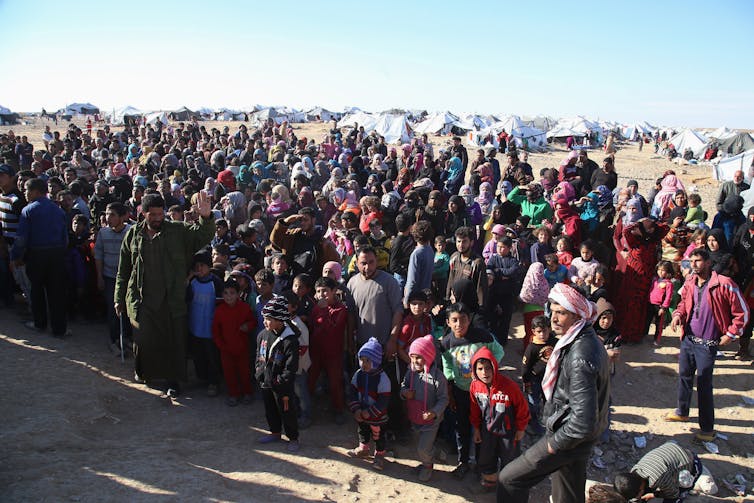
[94,224,131,279]
[0,189,25,244]
[632,442,694,499]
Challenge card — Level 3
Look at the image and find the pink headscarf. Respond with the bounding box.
[322,261,342,280]
[519,262,550,307]
[541,283,597,401]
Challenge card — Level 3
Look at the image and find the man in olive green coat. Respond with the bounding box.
[115,191,215,397]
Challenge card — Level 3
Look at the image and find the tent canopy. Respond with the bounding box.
[718,133,754,156]
[668,129,709,158]
[412,111,459,135]
[64,102,100,115]
[110,106,143,125]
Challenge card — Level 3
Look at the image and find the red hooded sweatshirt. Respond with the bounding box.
[469,347,530,437]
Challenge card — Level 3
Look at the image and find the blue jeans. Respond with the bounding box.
[294,372,311,420]
[677,336,716,432]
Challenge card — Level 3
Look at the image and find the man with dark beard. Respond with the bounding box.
[115,191,215,398]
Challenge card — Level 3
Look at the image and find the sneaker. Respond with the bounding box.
[451,462,470,480]
[226,396,239,407]
[664,412,690,422]
[695,431,716,442]
[257,433,282,444]
[207,384,219,397]
[287,440,300,452]
[346,445,370,459]
[133,372,145,384]
[165,388,179,399]
[418,465,433,482]
[373,453,385,471]
[298,416,312,430]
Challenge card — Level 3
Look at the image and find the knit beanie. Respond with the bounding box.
[323,261,342,280]
[408,334,436,370]
[261,295,291,321]
[357,337,383,368]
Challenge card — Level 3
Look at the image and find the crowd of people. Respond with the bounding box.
[1,116,751,502]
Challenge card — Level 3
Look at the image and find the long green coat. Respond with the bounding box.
[115,216,215,321]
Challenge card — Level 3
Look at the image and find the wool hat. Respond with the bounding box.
[358,337,383,368]
[408,334,436,370]
[492,224,507,236]
[261,295,291,321]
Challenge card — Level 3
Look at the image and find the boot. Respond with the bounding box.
[735,337,750,360]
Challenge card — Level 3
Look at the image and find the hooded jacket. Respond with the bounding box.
[469,347,530,437]
[255,323,300,394]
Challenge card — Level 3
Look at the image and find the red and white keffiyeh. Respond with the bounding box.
[541,283,598,401]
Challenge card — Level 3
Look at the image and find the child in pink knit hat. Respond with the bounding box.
[400,334,449,482]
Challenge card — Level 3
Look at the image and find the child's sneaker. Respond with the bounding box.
[346,444,370,459]
[418,464,433,482]
[451,462,470,480]
[257,433,282,444]
[372,452,385,471]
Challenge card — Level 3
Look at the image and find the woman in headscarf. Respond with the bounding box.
[518,262,550,349]
[359,196,383,235]
[310,160,329,193]
[222,191,248,232]
[443,156,465,196]
[339,189,361,217]
[712,194,746,244]
[617,218,670,343]
[297,186,316,211]
[459,185,483,226]
[396,167,412,195]
[370,153,387,173]
[266,184,293,220]
[706,228,736,275]
[321,167,343,199]
[445,195,471,243]
[650,173,686,220]
[475,182,497,220]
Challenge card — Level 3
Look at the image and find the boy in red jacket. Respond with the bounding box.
[470,346,530,492]
[213,279,256,406]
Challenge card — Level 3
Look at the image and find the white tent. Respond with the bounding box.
[64,102,100,115]
[214,109,245,121]
[714,148,754,183]
[522,115,557,131]
[510,126,547,151]
[306,107,341,122]
[337,111,379,131]
[373,114,412,144]
[547,125,584,138]
[707,126,736,140]
[454,114,493,131]
[412,111,459,135]
[144,111,169,126]
[110,106,143,125]
[668,129,709,158]
[0,105,11,115]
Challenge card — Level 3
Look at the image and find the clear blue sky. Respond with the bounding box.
[1,0,752,128]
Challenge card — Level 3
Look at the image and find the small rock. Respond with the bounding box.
[592,457,606,469]
[717,432,729,441]
[703,442,719,454]
[634,436,647,449]
[593,447,603,456]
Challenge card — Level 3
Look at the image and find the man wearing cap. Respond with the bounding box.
[0,164,26,307]
[497,283,610,503]
[270,207,339,277]
[115,191,215,398]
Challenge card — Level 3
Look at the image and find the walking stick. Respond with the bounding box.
[118,313,125,363]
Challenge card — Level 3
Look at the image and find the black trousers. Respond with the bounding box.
[189,335,221,386]
[452,384,472,464]
[262,388,299,441]
[497,435,592,503]
[26,248,67,335]
[357,422,386,452]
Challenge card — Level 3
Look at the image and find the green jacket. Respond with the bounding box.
[115,216,215,321]
[507,186,553,225]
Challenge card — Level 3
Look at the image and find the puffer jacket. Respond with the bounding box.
[543,323,610,452]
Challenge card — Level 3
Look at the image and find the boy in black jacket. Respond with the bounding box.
[486,236,523,346]
[255,295,301,451]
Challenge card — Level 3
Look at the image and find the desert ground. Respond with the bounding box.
[0,118,752,502]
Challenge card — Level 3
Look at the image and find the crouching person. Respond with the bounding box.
[614,441,718,502]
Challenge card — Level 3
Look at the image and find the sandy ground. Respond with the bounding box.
[0,119,753,502]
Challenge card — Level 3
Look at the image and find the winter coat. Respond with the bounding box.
[672,271,749,339]
[470,347,530,437]
[401,364,449,428]
[255,324,299,394]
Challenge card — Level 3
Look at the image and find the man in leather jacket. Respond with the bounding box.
[497,283,610,503]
